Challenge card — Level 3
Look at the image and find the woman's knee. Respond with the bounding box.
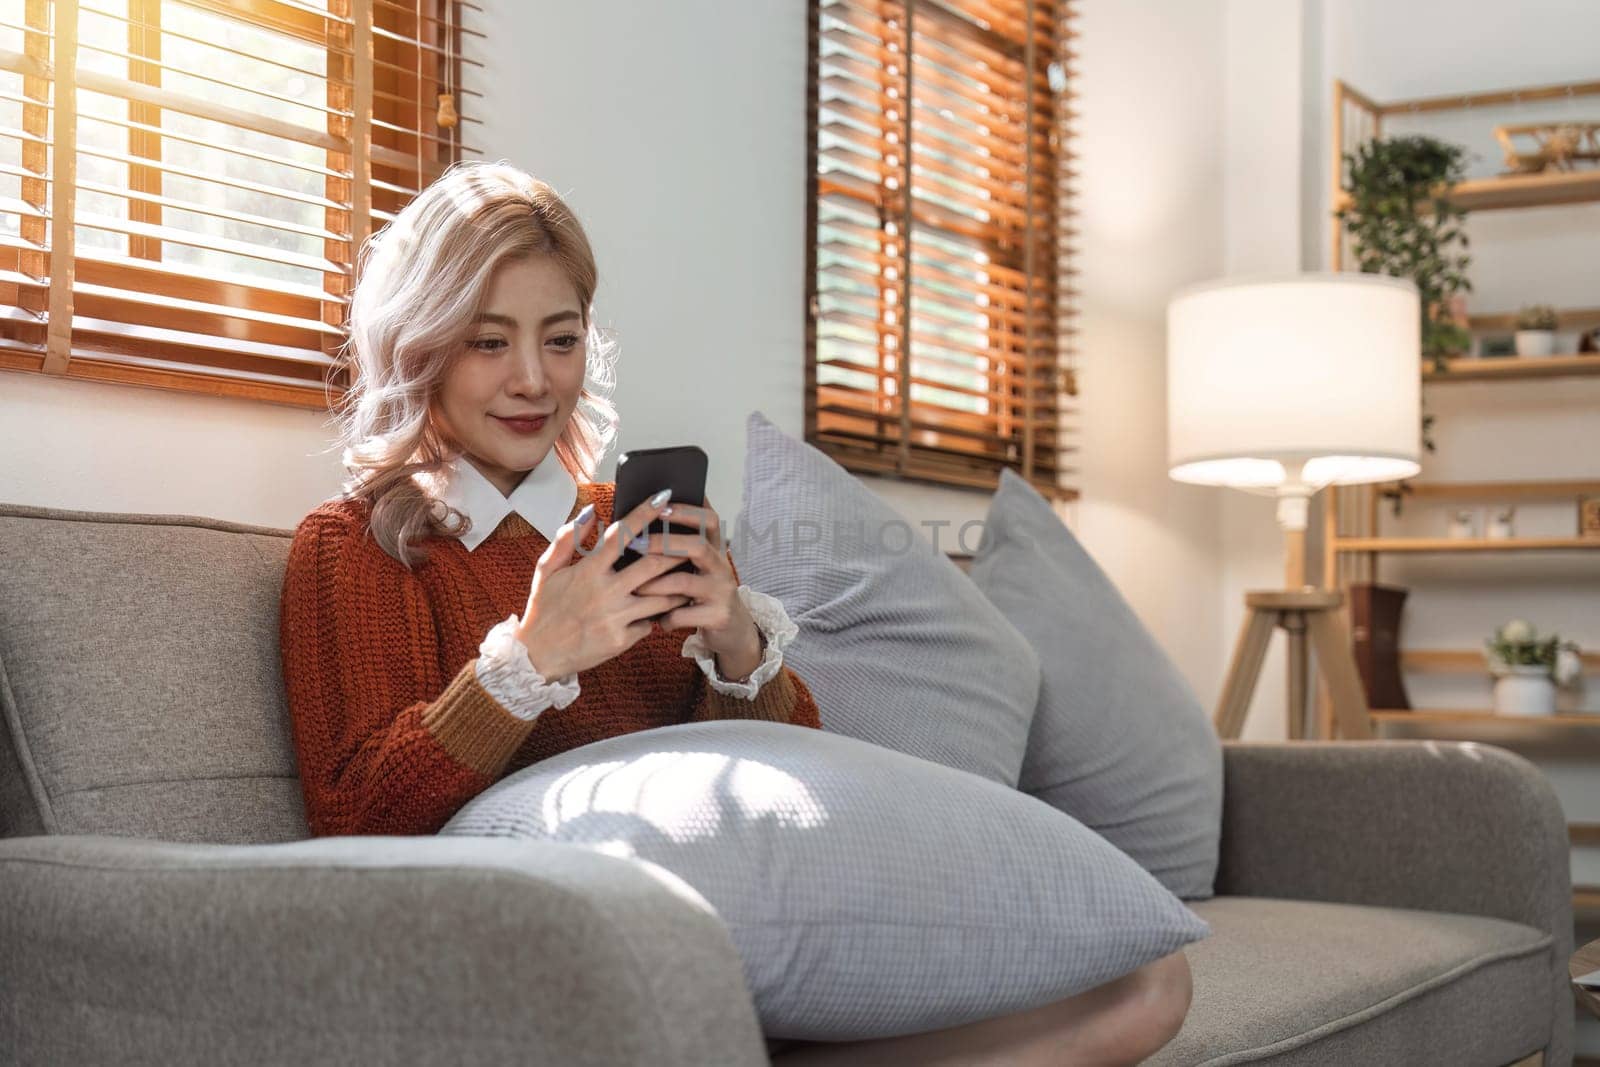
[1117,949,1193,1060]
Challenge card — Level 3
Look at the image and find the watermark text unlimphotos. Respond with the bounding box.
[573,515,994,559]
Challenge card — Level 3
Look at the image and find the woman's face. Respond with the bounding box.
[431,255,588,496]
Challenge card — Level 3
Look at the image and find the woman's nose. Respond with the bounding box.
[508,348,547,393]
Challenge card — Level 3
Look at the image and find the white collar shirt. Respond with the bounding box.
[435,452,578,552]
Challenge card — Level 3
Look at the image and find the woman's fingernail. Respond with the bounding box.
[649,488,672,508]
[574,502,595,526]
[627,532,650,552]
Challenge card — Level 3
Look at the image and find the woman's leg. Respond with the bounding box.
[768,948,1192,1067]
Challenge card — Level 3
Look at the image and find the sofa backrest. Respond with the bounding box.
[0,502,310,843]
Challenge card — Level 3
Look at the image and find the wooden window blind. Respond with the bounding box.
[0,0,477,409]
[806,0,1079,500]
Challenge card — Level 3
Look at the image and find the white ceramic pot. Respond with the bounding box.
[1514,330,1556,357]
[1493,665,1556,716]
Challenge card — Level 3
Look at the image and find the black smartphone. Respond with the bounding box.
[611,445,709,576]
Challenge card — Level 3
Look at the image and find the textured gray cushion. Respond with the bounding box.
[440,719,1212,1042]
[970,468,1223,900]
[0,503,307,845]
[732,410,1041,787]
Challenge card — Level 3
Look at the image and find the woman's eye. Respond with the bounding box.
[468,337,505,352]
[550,333,581,351]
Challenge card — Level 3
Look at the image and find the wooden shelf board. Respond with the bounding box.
[1335,536,1600,553]
[1576,886,1600,920]
[1447,168,1600,211]
[1333,169,1600,216]
[1468,306,1600,333]
[1373,709,1600,726]
[1423,354,1600,382]
[1572,824,1600,848]
[1402,649,1600,672]
[1371,709,1600,754]
[1377,479,1600,501]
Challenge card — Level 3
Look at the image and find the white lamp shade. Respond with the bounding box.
[1166,273,1422,489]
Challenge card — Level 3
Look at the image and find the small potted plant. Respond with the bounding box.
[1514,304,1559,357]
[1484,619,1583,716]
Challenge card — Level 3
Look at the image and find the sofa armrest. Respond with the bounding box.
[0,833,767,1067]
[1216,741,1571,932]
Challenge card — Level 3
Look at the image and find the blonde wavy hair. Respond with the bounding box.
[327,160,619,570]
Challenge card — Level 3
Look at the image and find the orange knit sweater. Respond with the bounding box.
[279,479,823,837]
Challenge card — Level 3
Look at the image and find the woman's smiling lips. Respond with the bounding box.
[494,414,549,435]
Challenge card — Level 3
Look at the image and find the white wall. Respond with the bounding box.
[1217,0,1312,741]
[1067,0,1228,694]
[0,0,1232,704]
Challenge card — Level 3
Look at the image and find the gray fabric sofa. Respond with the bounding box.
[0,500,1573,1066]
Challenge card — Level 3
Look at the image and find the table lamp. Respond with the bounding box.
[1165,272,1422,741]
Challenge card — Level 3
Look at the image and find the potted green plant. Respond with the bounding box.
[1514,304,1559,357]
[1337,135,1474,374]
[1483,619,1583,716]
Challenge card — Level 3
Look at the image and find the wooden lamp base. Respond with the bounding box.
[1214,589,1374,741]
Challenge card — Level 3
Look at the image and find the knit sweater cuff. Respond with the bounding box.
[694,665,799,724]
[419,659,539,779]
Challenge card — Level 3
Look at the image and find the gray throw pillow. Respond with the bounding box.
[440,720,1212,1041]
[732,410,1040,787]
[970,468,1224,900]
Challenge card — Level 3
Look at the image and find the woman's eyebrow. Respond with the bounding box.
[473,310,581,328]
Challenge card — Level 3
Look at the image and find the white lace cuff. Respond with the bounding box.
[680,585,798,701]
[475,613,581,721]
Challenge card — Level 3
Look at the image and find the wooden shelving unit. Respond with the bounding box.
[1423,354,1600,383]
[1337,535,1600,553]
[1404,649,1600,672]
[1332,167,1600,214]
[1467,308,1600,334]
[1325,77,1600,970]
[1577,887,1600,925]
[1383,480,1600,502]
[1323,79,1600,743]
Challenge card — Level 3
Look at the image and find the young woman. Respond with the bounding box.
[278,160,1190,1066]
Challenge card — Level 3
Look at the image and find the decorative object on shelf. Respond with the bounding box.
[1336,135,1473,373]
[1484,619,1584,717]
[1581,496,1600,539]
[1168,272,1421,741]
[1494,122,1600,174]
[1480,335,1517,358]
[435,2,459,130]
[1448,508,1478,540]
[1580,327,1599,354]
[1348,582,1411,710]
[1515,304,1559,357]
[1487,506,1516,540]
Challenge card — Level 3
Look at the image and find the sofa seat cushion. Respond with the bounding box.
[1147,896,1553,1066]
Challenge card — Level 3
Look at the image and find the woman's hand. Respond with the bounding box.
[514,490,694,680]
[630,494,765,681]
